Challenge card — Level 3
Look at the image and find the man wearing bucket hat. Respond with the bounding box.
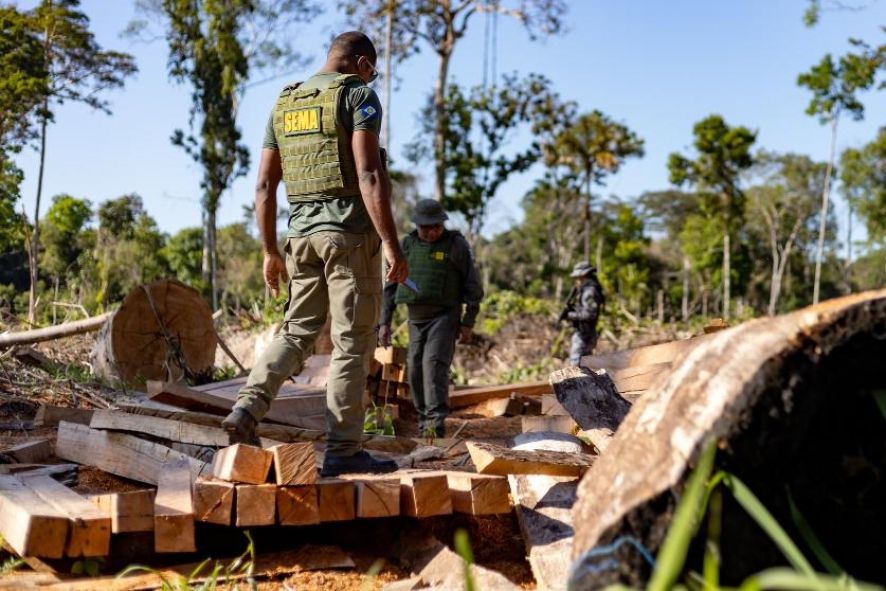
[378,199,483,437]
[563,261,606,365]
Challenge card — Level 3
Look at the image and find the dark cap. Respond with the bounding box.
[570,261,597,278]
[410,199,449,226]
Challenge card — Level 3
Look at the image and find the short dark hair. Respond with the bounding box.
[328,31,377,64]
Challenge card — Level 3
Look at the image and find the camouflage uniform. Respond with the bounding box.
[567,263,605,365]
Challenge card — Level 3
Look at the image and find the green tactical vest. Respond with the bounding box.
[272,74,361,201]
[395,230,462,308]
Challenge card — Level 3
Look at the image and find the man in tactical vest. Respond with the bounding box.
[222,32,408,477]
[378,200,484,438]
[563,261,605,365]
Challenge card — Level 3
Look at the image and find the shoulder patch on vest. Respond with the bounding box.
[358,105,378,120]
[283,106,322,135]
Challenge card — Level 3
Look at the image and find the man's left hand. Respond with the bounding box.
[458,326,473,344]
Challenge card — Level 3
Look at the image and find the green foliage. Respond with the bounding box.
[363,403,395,436]
[40,194,92,282]
[71,557,104,577]
[496,358,556,385]
[798,43,884,124]
[163,227,205,290]
[454,529,476,591]
[0,5,47,149]
[478,290,555,335]
[841,127,886,242]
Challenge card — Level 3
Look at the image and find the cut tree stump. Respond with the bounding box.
[212,444,273,484]
[91,280,216,384]
[277,486,319,526]
[154,458,195,553]
[269,443,317,486]
[467,441,594,477]
[549,366,632,431]
[193,478,235,526]
[235,484,277,527]
[0,475,69,558]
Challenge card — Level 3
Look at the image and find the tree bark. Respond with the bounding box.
[813,116,838,305]
[202,208,218,310]
[583,172,592,262]
[29,105,49,325]
[433,40,453,202]
[722,230,730,320]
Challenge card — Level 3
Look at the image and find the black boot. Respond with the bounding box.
[221,408,261,446]
[320,450,398,477]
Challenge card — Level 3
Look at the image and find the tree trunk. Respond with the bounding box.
[202,208,218,310]
[583,173,592,262]
[433,46,452,202]
[595,234,603,275]
[813,117,838,305]
[382,1,394,150]
[28,108,49,325]
[845,201,853,292]
[722,231,730,320]
[681,255,690,321]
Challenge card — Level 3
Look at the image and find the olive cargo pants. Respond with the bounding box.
[407,307,460,434]
[233,230,382,457]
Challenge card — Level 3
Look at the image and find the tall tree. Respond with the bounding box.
[669,114,756,320]
[746,152,827,315]
[548,110,644,266]
[840,128,886,244]
[340,0,568,201]
[797,46,883,304]
[23,0,136,324]
[39,194,92,288]
[129,0,319,309]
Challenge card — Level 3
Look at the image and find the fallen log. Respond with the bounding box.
[91,280,216,384]
[0,312,113,349]
[570,290,886,588]
[549,366,631,432]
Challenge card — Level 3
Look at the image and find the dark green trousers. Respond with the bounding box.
[407,307,459,434]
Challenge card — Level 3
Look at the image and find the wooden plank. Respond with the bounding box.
[353,479,400,518]
[549,366,632,432]
[146,380,326,429]
[317,479,356,522]
[154,458,195,553]
[608,362,671,392]
[448,382,552,408]
[581,333,714,370]
[400,473,451,518]
[2,439,52,464]
[510,474,577,591]
[540,396,570,416]
[235,484,277,527]
[88,490,154,533]
[21,475,110,557]
[0,464,78,487]
[467,441,594,477]
[90,410,231,447]
[270,443,317,486]
[521,415,578,434]
[0,475,69,558]
[212,444,273,484]
[55,422,208,486]
[374,346,407,365]
[193,478,234,526]
[33,405,93,428]
[277,486,319,526]
[445,472,511,515]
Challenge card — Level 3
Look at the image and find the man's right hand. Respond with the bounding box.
[383,240,408,284]
[263,252,288,297]
[378,324,392,347]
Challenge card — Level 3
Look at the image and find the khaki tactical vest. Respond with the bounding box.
[272,74,362,201]
[395,230,463,308]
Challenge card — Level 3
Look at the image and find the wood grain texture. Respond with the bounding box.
[399,474,451,518]
[277,486,319,526]
[549,366,632,431]
[317,480,356,522]
[55,422,208,485]
[212,444,273,484]
[0,475,69,558]
[22,475,110,557]
[235,484,277,527]
[88,489,154,533]
[467,441,594,477]
[153,458,195,553]
[449,382,552,408]
[353,479,400,518]
[445,472,511,515]
[2,439,52,464]
[90,410,234,447]
[270,443,317,486]
[193,478,234,526]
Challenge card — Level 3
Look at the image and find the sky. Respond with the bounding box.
[10,0,886,241]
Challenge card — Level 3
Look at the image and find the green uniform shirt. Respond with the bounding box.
[263,72,383,237]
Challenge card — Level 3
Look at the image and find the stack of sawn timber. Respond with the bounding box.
[368,346,410,402]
